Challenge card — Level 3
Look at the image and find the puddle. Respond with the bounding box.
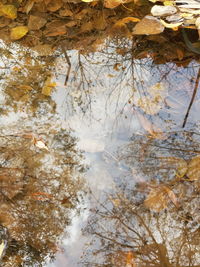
[0,39,200,267]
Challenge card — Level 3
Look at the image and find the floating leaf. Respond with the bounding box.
[160,19,183,28]
[1,5,17,19]
[10,26,28,40]
[82,0,94,2]
[133,16,164,35]
[187,155,200,181]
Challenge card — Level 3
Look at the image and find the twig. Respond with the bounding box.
[60,44,71,86]
[182,67,200,128]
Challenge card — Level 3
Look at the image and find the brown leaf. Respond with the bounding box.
[28,15,47,30]
[21,0,35,14]
[59,8,73,17]
[187,155,200,181]
[144,185,177,212]
[133,16,164,35]
[44,20,67,36]
[46,0,63,12]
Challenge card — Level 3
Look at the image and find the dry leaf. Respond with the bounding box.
[159,157,188,178]
[17,85,33,91]
[44,20,67,36]
[28,15,47,30]
[33,44,54,56]
[176,48,184,60]
[10,26,29,40]
[136,96,162,115]
[22,0,35,14]
[42,77,56,96]
[187,155,200,181]
[114,16,140,27]
[144,185,177,212]
[47,0,63,12]
[34,138,49,150]
[1,5,17,19]
[133,16,164,35]
[104,0,123,8]
[59,9,73,17]
[160,19,183,28]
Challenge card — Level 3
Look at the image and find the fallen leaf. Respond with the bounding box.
[22,0,35,14]
[176,48,184,60]
[144,185,177,212]
[59,9,73,17]
[160,19,183,28]
[28,15,47,30]
[104,0,123,8]
[133,16,164,35]
[114,16,140,27]
[187,155,200,181]
[34,138,49,150]
[159,156,188,178]
[42,77,56,96]
[33,44,54,56]
[17,85,33,91]
[47,0,63,12]
[136,96,162,115]
[1,5,17,19]
[0,241,6,259]
[10,26,29,40]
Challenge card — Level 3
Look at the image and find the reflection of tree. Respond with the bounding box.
[81,132,200,267]
[0,127,84,266]
[0,42,85,266]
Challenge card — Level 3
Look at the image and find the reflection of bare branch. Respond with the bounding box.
[60,44,71,86]
[182,67,200,128]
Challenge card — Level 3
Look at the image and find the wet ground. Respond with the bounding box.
[0,36,200,267]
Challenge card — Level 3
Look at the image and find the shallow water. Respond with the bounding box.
[0,39,200,267]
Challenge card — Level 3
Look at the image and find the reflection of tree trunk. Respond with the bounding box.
[182,67,200,128]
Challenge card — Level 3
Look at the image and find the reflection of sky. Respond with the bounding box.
[1,41,200,266]
[50,51,200,266]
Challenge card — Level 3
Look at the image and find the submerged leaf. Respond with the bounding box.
[187,155,200,180]
[144,185,178,212]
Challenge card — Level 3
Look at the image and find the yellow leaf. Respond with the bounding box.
[82,0,94,2]
[42,77,56,96]
[160,19,183,29]
[164,1,174,5]
[10,26,29,40]
[1,5,17,19]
